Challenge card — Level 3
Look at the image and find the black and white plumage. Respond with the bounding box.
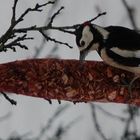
[75,22,140,74]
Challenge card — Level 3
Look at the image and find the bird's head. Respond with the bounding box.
[75,22,104,60]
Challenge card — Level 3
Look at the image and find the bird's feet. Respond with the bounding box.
[120,75,140,100]
[128,76,140,99]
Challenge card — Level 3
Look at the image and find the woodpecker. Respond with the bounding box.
[75,22,140,95]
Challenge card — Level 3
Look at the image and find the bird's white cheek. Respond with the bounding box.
[79,26,94,51]
[86,31,94,46]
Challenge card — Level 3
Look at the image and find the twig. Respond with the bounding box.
[0,0,107,52]
[52,11,106,31]
[16,1,55,24]
[0,1,55,52]
[5,34,33,51]
[35,105,69,140]
[121,105,139,140]
[11,0,18,24]
[95,105,126,122]
[1,92,17,105]
[12,10,106,49]
[88,12,107,23]
[40,30,73,48]
[13,11,106,35]
[122,0,138,30]
[48,6,64,26]
[8,131,31,140]
[90,104,108,140]
[51,12,106,31]
[33,0,60,58]
[53,116,81,140]
[14,12,106,34]
[121,1,140,139]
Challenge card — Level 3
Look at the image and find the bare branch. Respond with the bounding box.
[50,11,106,30]
[13,11,106,35]
[90,104,108,140]
[122,0,138,30]
[40,30,73,48]
[48,12,106,34]
[6,34,33,47]
[1,92,17,105]
[0,0,106,53]
[33,0,62,59]
[11,0,18,24]
[16,1,55,25]
[48,6,64,26]
[11,43,29,50]
[35,105,69,139]
[89,12,106,23]
[0,1,55,52]
[95,105,126,122]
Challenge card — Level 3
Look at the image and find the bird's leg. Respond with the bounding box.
[128,75,140,99]
[119,74,139,100]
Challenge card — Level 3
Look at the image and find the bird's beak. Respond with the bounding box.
[79,50,88,61]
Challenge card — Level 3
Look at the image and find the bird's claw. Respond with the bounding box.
[119,76,139,100]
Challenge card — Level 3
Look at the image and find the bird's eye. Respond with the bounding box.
[81,40,85,47]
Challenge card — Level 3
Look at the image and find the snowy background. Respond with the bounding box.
[0,0,140,140]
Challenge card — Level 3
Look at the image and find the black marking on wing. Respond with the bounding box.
[105,26,140,50]
[106,48,140,67]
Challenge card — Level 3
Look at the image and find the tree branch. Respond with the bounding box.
[90,104,108,140]
[13,11,106,35]
[0,59,139,106]
[40,30,73,48]
[1,92,17,105]
[0,0,56,52]
[16,1,55,24]
[122,0,138,30]
[48,6,64,27]
[0,0,106,52]
[11,0,18,24]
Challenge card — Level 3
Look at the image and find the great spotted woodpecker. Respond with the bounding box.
[75,22,140,94]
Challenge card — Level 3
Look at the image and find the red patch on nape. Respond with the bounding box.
[83,21,90,26]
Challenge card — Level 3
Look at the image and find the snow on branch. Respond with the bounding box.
[0,59,139,106]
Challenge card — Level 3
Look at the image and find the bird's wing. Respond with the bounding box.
[105,26,140,50]
[104,26,140,67]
